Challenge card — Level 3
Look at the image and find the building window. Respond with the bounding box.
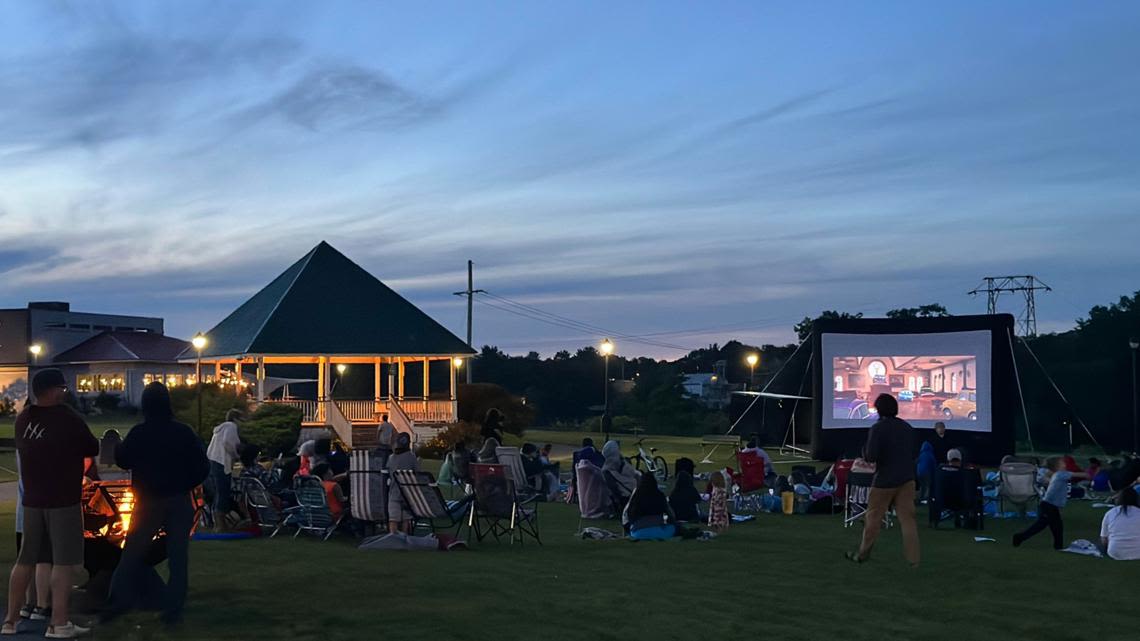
[77,375,94,393]
[96,374,125,392]
[834,375,843,392]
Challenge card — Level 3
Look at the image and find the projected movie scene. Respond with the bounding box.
[831,355,977,422]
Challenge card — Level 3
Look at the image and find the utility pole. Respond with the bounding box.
[969,275,1051,336]
[453,260,484,384]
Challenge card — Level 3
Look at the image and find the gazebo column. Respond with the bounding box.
[317,356,328,423]
[397,358,405,400]
[234,360,242,391]
[214,361,222,383]
[373,357,382,415]
[422,357,430,401]
[449,356,458,420]
[387,359,396,401]
[256,357,265,402]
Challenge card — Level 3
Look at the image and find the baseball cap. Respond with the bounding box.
[947,448,963,463]
[32,368,68,396]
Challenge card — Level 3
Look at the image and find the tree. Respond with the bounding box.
[886,303,950,319]
[795,310,864,341]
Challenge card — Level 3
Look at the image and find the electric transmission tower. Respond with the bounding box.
[968,275,1052,336]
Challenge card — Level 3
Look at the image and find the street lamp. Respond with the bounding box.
[453,357,464,369]
[336,363,347,375]
[599,338,614,441]
[746,353,759,391]
[28,343,42,366]
[1130,337,1139,454]
[192,333,207,434]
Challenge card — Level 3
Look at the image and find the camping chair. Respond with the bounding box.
[496,446,542,497]
[844,471,893,529]
[930,466,985,530]
[391,469,471,537]
[997,462,1040,516]
[280,475,344,540]
[468,463,541,545]
[243,477,284,537]
[349,449,389,532]
[733,450,766,494]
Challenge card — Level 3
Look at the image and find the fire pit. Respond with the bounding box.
[81,480,203,598]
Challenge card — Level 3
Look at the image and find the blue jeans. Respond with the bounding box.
[209,461,234,515]
[108,494,195,619]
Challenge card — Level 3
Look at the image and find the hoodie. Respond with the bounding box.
[117,418,210,499]
[602,440,638,497]
[206,420,241,471]
[916,441,937,481]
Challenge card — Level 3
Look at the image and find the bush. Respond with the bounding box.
[170,384,250,441]
[94,391,121,412]
[0,397,15,417]
[241,403,303,457]
[417,421,481,460]
[456,383,535,437]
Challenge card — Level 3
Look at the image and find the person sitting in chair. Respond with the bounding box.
[602,440,639,503]
[573,438,605,469]
[312,463,347,522]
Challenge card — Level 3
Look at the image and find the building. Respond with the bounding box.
[185,241,476,447]
[0,302,190,408]
[52,331,197,409]
[682,360,732,409]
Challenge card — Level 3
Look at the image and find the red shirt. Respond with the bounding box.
[15,404,100,508]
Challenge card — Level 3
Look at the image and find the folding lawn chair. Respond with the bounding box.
[997,462,1040,516]
[733,450,766,494]
[496,446,542,497]
[281,475,344,540]
[349,449,389,530]
[930,466,985,530]
[391,469,471,537]
[468,463,541,545]
[243,477,284,537]
[844,471,892,529]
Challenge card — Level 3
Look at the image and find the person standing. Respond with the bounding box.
[205,409,242,524]
[1013,456,1087,550]
[104,383,210,626]
[929,421,950,465]
[847,394,920,567]
[3,369,99,638]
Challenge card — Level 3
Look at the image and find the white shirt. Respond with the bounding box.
[1100,506,1140,561]
[206,421,241,470]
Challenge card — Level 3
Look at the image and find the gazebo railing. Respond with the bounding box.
[397,399,454,423]
[334,399,384,422]
[267,399,320,423]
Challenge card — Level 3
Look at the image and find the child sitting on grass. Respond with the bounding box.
[708,471,729,533]
[1013,456,1087,550]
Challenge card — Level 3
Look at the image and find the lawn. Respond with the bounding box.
[1,433,1133,641]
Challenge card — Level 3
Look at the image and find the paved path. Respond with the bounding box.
[0,481,15,503]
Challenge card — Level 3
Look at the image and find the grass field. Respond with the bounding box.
[1,432,1134,641]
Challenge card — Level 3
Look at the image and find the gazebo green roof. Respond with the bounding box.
[193,241,474,358]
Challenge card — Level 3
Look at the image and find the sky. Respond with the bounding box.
[1,1,1138,360]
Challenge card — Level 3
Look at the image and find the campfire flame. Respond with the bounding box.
[117,489,134,548]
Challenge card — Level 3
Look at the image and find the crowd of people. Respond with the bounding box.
[6,377,1140,636]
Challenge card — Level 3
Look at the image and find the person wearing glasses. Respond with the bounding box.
[4,368,99,638]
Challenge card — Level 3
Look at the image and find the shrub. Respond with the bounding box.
[456,383,535,437]
[94,392,121,412]
[241,403,303,457]
[417,421,482,460]
[0,397,15,417]
[170,384,250,441]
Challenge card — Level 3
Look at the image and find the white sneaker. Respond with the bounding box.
[44,622,91,638]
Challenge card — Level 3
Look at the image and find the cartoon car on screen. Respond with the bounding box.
[833,397,876,420]
[941,389,977,420]
[898,390,916,402]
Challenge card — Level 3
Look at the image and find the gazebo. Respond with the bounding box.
[184,241,475,447]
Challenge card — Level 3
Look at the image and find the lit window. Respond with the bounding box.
[833,375,843,392]
[77,376,94,393]
[96,375,125,392]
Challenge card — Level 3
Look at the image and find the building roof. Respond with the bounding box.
[192,241,474,358]
[53,331,190,364]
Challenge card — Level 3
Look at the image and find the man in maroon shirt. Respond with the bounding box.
[3,369,99,638]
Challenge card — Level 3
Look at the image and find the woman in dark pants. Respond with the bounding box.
[104,383,210,626]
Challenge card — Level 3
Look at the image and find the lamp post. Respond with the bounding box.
[1130,337,1139,454]
[600,338,614,442]
[746,353,759,391]
[191,333,207,434]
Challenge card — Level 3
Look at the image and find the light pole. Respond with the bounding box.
[1130,337,1138,454]
[334,363,347,397]
[746,353,759,391]
[192,333,207,434]
[600,338,614,441]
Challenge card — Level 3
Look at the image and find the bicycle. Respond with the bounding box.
[628,437,669,482]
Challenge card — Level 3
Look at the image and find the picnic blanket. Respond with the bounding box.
[1060,539,1103,558]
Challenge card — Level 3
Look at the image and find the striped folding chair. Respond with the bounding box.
[844,471,893,529]
[391,470,470,537]
[349,449,388,529]
[243,477,284,537]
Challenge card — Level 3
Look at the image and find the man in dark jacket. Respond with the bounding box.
[848,394,920,567]
[105,383,209,626]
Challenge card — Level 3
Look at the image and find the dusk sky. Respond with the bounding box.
[1,2,1137,359]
